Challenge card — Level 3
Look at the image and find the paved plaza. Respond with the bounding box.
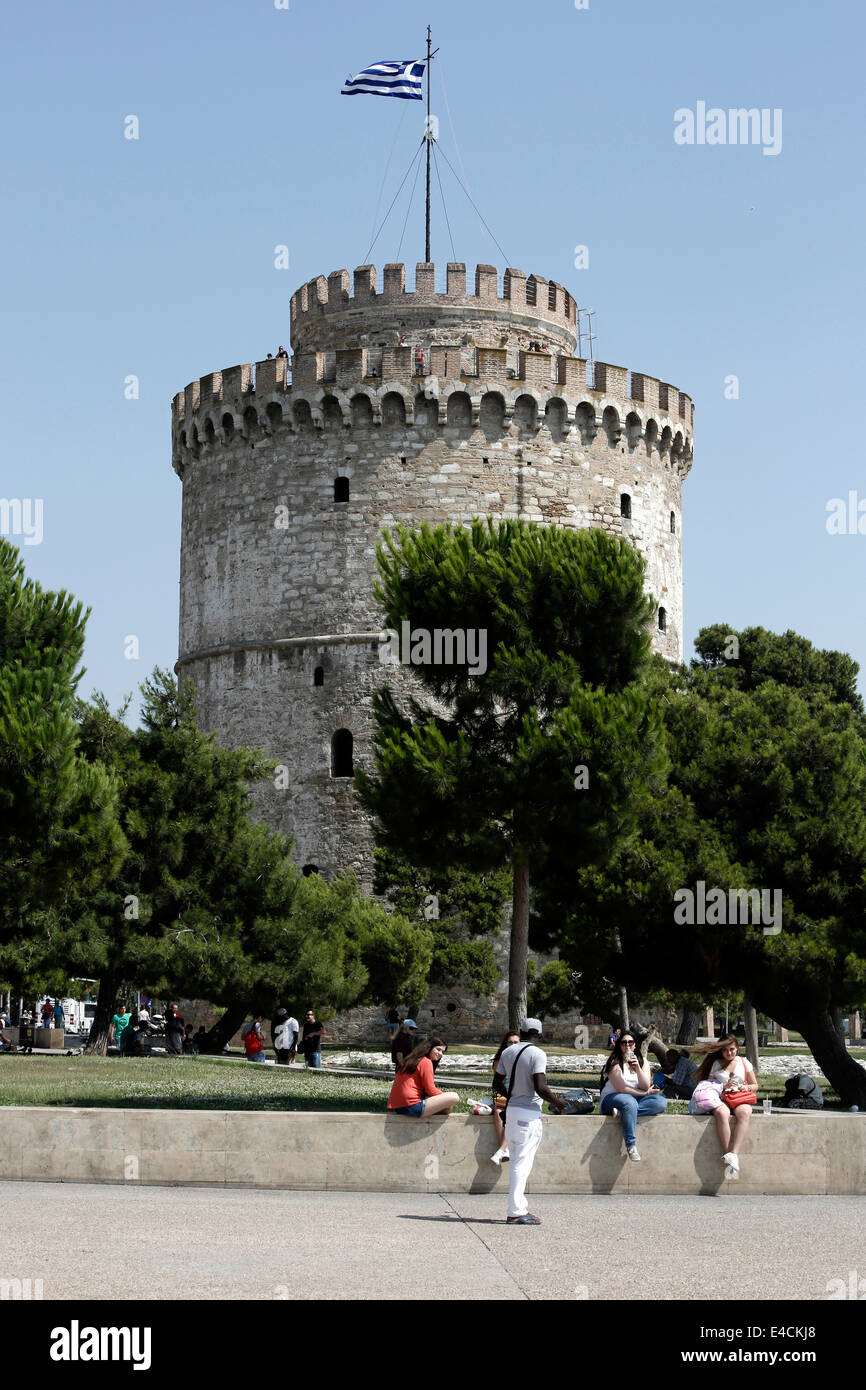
[2,1182,862,1300]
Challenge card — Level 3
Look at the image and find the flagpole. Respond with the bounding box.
[425,24,432,262]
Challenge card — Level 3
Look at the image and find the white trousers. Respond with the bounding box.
[504,1108,543,1218]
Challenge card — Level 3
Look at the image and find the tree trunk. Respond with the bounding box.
[84,975,122,1055]
[200,1003,248,1053]
[799,1007,866,1108]
[830,1005,846,1041]
[743,998,760,1070]
[676,1007,702,1045]
[612,927,629,1031]
[509,858,529,1030]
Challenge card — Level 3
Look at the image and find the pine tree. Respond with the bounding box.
[357,518,667,1027]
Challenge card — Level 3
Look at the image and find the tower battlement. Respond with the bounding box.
[290,262,578,355]
[171,350,693,477]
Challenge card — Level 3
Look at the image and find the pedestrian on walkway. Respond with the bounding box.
[300,1009,324,1068]
[272,1008,298,1064]
[165,1004,184,1056]
[495,1019,566,1225]
[599,1030,667,1161]
[242,1014,267,1063]
[387,1037,460,1117]
[390,1018,417,1070]
[111,1004,131,1051]
[53,1000,64,1032]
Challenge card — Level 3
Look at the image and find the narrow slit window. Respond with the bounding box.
[620,493,632,519]
[334,477,350,503]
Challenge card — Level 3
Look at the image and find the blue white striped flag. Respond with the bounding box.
[341,59,426,100]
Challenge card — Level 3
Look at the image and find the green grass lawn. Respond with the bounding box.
[0,1052,850,1111]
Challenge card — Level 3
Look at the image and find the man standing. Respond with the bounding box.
[53,1000,65,1033]
[495,1018,566,1226]
[111,1003,131,1051]
[390,1018,417,1071]
[300,1009,324,1069]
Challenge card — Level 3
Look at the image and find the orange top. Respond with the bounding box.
[387,1056,442,1109]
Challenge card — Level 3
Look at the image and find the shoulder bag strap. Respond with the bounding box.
[502,1043,534,1119]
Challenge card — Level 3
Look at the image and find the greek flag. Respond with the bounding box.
[341,59,425,101]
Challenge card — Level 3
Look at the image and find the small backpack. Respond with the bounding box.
[781,1073,823,1110]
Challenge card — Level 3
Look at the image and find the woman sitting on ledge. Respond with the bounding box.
[387,1036,460,1118]
[599,1030,667,1161]
[690,1034,757,1180]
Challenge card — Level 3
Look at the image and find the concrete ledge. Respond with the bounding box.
[0,1109,863,1195]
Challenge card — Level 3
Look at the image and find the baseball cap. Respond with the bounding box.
[403,1019,418,1029]
[521,1017,543,1035]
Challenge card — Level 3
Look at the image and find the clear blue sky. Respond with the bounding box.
[2,0,864,718]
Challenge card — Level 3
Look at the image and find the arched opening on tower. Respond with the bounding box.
[292,401,313,431]
[322,395,343,430]
[351,395,374,430]
[602,406,621,447]
[620,493,632,520]
[381,392,406,428]
[313,666,324,687]
[544,398,568,442]
[221,413,235,440]
[446,392,472,429]
[243,406,259,439]
[302,863,319,877]
[266,402,283,432]
[514,394,537,436]
[670,510,676,534]
[574,402,596,446]
[334,476,350,503]
[331,729,354,778]
[658,607,667,632]
[479,392,505,439]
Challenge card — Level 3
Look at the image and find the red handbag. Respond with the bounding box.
[723,1088,757,1108]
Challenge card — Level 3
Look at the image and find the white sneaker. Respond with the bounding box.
[627,1146,641,1161]
[723,1152,740,1180]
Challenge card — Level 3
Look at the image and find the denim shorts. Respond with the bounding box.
[390,1101,426,1117]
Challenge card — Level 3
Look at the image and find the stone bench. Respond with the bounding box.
[0,1109,862,1195]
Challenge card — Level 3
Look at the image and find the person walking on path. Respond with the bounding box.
[165,1004,184,1056]
[111,1004,131,1051]
[242,1013,267,1063]
[599,1030,667,1160]
[272,1008,298,1065]
[300,1009,324,1068]
[390,1019,417,1070]
[387,1036,460,1117]
[494,1019,567,1225]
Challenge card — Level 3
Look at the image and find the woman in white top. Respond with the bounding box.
[599,1031,667,1161]
[691,1035,757,1179]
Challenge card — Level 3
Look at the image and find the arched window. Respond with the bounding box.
[313,666,324,687]
[670,511,676,534]
[334,476,350,503]
[620,493,632,519]
[302,864,319,877]
[658,608,667,632]
[331,729,353,778]
[221,413,234,440]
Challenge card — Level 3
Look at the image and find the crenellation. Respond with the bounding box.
[475,263,498,301]
[353,265,376,301]
[446,261,466,296]
[382,263,405,299]
[594,362,628,397]
[328,269,350,306]
[504,267,526,307]
[415,261,435,296]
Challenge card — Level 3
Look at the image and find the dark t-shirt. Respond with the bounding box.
[391,1030,414,1065]
[301,1019,322,1053]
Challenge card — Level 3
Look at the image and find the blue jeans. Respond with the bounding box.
[306,1052,322,1069]
[600,1091,667,1149]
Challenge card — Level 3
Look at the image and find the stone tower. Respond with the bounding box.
[171,257,693,925]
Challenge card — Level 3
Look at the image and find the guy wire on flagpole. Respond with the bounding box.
[363,137,426,265]
[434,142,511,266]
